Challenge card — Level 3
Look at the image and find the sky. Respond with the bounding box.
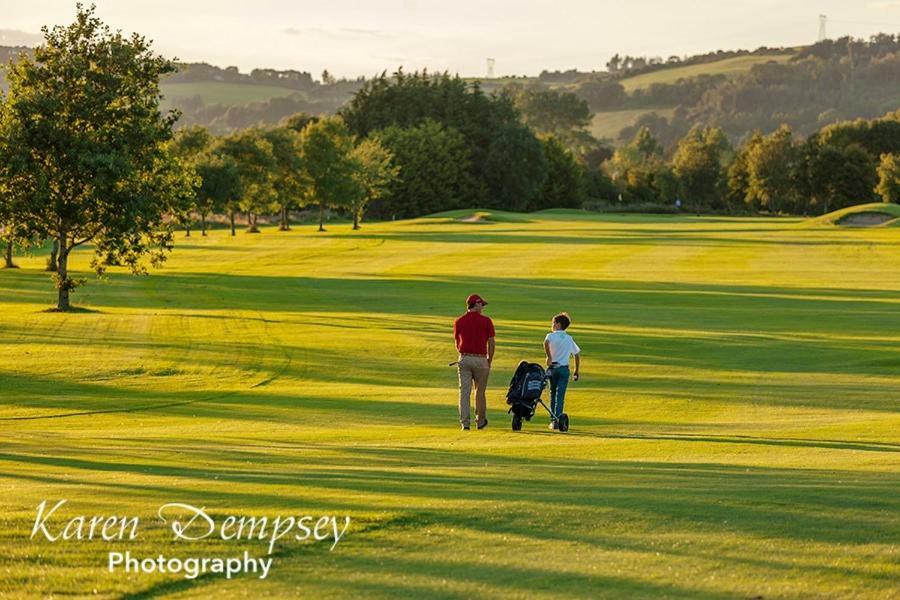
[2,1,900,78]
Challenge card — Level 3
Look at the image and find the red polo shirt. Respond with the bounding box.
[454,311,495,355]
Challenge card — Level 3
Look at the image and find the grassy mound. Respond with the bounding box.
[427,208,532,223]
[805,202,900,227]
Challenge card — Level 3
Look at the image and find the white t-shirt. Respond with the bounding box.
[544,330,581,366]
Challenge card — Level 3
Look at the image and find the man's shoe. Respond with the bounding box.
[549,420,558,430]
[461,424,470,430]
[477,419,488,430]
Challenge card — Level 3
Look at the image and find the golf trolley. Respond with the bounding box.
[505,361,569,432]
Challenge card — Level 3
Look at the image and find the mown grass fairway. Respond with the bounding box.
[1,211,899,599]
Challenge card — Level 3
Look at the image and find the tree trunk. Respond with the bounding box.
[185,222,191,237]
[247,212,260,233]
[57,236,70,311]
[318,203,326,232]
[352,209,360,230]
[280,205,290,231]
[46,239,59,272]
[3,237,15,269]
[201,214,207,236]
[230,212,236,236]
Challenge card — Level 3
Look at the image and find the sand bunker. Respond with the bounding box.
[837,212,895,227]
[458,214,489,223]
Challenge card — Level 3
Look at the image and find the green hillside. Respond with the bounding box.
[589,107,676,140]
[2,212,898,598]
[619,52,794,92]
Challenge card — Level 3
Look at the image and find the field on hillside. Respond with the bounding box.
[618,53,794,92]
[1,211,899,599]
[160,81,301,107]
[589,108,677,141]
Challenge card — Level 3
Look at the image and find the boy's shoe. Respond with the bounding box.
[461,424,470,430]
[549,420,558,430]
[477,419,488,430]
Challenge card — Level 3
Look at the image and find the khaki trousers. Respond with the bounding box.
[458,355,490,427]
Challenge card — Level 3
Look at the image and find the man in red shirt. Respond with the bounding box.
[453,294,495,430]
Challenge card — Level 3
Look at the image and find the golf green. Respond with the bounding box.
[1,210,898,598]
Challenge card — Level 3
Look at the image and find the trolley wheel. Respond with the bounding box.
[558,413,570,432]
[512,414,523,431]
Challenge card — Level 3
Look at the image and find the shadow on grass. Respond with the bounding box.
[3,444,898,589]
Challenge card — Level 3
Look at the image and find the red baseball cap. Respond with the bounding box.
[466,294,488,306]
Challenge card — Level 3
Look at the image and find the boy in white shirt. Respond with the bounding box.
[543,313,581,431]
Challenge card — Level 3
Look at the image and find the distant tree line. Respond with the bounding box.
[535,46,789,86]
[165,62,318,90]
[600,110,900,215]
[605,46,789,77]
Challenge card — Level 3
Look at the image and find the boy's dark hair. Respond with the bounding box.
[468,301,477,309]
[553,313,571,330]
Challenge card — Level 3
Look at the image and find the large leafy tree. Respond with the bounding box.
[672,125,731,212]
[168,126,212,236]
[534,136,586,211]
[876,153,900,204]
[282,112,319,134]
[374,120,475,219]
[483,121,548,212]
[0,203,25,269]
[339,70,542,209]
[261,127,308,231]
[606,127,674,205]
[0,4,194,310]
[807,142,876,214]
[726,132,763,211]
[299,117,358,231]
[745,125,803,214]
[0,171,27,268]
[218,129,277,234]
[194,148,241,235]
[348,138,398,230]
[505,85,596,155]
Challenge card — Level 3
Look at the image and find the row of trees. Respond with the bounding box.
[168,117,397,237]
[604,111,900,214]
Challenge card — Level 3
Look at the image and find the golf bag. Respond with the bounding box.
[505,361,569,431]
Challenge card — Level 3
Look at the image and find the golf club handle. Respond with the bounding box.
[448,361,459,367]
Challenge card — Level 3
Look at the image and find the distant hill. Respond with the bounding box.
[2,35,898,143]
[617,52,794,92]
[577,36,900,147]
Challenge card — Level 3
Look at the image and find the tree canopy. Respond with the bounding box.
[0,4,194,310]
